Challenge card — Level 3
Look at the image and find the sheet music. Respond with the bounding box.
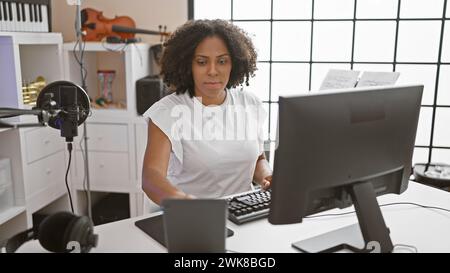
[319,69,360,91]
[356,71,400,87]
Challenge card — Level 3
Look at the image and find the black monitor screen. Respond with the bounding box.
[268,85,423,252]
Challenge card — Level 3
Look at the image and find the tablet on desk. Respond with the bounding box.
[135,199,233,253]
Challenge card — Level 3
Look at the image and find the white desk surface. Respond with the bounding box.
[18,182,450,253]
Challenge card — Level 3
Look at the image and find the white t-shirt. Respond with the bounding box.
[143,89,267,198]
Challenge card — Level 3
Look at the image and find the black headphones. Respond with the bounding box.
[0,212,98,253]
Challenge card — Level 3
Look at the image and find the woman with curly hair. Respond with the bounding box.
[142,19,272,205]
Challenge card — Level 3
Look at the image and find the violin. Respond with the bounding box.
[81,8,170,42]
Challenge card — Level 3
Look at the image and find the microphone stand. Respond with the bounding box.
[74,0,92,221]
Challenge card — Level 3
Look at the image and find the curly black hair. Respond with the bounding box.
[160,19,258,97]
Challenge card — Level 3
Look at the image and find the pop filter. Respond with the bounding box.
[36,81,90,142]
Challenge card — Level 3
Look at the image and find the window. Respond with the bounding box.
[192,0,450,164]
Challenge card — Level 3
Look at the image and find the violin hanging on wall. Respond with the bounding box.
[80,8,170,42]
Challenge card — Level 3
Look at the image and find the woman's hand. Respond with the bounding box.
[260,175,272,191]
[253,153,273,191]
[172,191,197,200]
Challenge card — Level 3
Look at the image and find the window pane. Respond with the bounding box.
[400,0,444,18]
[314,0,354,19]
[441,23,450,62]
[270,103,278,141]
[262,103,270,140]
[233,21,271,61]
[271,63,310,101]
[272,21,311,61]
[415,107,433,146]
[311,63,352,91]
[431,149,450,164]
[397,21,442,62]
[269,141,277,169]
[194,0,231,19]
[261,103,280,143]
[356,0,398,19]
[412,148,429,165]
[396,65,437,105]
[354,21,396,62]
[233,0,271,20]
[246,62,270,102]
[433,108,450,147]
[352,64,394,72]
[437,65,450,105]
[273,0,312,19]
[313,21,353,62]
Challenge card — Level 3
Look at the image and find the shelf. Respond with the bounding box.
[0,32,62,45]
[0,32,63,109]
[63,41,151,117]
[61,40,151,219]
[0,31,67,231]
[63,42,150,52]
[0,206,26,225]
[64,46,128,111]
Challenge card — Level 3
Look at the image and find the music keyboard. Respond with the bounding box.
[0,0,50,33]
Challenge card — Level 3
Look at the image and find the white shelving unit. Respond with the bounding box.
[63,42,151,219]
[0,35,153,238]
[0,32,69,241]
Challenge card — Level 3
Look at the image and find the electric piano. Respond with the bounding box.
[0,0,51,32]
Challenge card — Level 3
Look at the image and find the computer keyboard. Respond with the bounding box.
[227,189,271,225]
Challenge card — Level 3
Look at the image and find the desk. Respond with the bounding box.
[18,182,450,253]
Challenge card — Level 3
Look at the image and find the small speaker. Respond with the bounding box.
[136,75,169,115]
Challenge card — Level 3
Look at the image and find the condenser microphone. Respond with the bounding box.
[0,81,90,142]
[35,81,90,142]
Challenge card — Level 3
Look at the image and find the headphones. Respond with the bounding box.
[0,212,98,253]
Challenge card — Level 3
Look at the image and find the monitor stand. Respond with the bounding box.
[292,181,394,253]
[292,223,365,253]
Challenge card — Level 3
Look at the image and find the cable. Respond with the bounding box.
[72,40,88,87]
[71,37,90,210]
[382,202,450,214]
[132,42,143,67]
[74,6,93,220]
[304,202,450,219]
[79,134,89,211]
[101,40,128,52]
[393,244,418,253]
[65,143,75,213]
[73,9,88,86]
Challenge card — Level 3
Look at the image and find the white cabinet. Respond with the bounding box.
[63,42,151,219]
[75,151,131,189]
[0,32,68,241]
[78,123,129,152]
[24,126,64,163]
[23,149,67,211]
[0,36,152,238]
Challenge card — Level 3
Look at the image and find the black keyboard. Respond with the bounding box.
[227,189,271,225]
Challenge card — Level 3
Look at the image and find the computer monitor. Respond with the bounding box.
[268,85,423,253]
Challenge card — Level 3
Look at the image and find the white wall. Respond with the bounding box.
[51,0,188,43]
